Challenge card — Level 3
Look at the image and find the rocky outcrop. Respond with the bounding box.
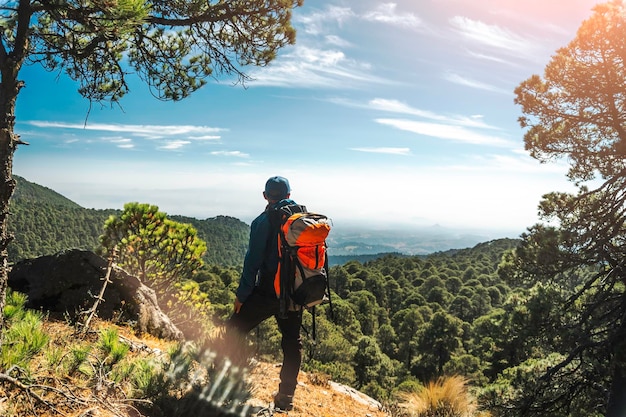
[8,249,184,341]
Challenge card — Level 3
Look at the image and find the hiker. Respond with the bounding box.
[227,175,302,412]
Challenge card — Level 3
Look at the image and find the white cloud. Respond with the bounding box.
[363,3,422,29]
[325,35,352,47]
[158,140,191,150]
[210,150,250,158]
[350,147,412,155]
[294,5,354,35]
[105,136,135,149]
[248,46,391,88]
[367,98,496,129]
[450,16,535,55]
[252,3,426,89]
[443,72,510,94]
[466,50,521,66]
[28,121,225,137]
[188,135,222,141]
[375,118,512,146]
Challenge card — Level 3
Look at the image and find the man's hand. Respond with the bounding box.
[234,297,243,314]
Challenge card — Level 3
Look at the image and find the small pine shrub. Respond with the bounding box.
[98,327,130,366]
[109,356,167,399]
[66,345,92,376]
[130,358,168,398]
[45,346,64,368]
[0,309,49,369]
[3,290,27,321]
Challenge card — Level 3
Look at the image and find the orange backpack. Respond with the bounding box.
[272,204,332,318]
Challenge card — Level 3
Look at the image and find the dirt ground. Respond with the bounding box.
[246,361,391,417]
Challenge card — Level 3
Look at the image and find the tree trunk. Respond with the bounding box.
[0,50,24,333]
[0,0,31,335]
[0,123,18,334]
[606,304,626,417]
[606,368,626,417]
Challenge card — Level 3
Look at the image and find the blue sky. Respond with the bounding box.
[13,0,602,237]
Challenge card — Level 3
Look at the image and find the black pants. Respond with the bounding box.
[226,291,303,396]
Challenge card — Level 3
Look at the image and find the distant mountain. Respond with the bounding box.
[8,176,118,261]
[12,175,82,208]
[8,176,250,266]
[170,214,249,267]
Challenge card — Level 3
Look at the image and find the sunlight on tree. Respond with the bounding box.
[510,1,626,415]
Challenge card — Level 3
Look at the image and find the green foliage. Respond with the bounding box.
[515,1,626,181]
[67,344,93,376]
[0,308,49,369]
[414,312,464,381]
[44,346,64,368]
[481,352,604,417]
[98,327,131,367]
[3,289,27,321]
[153,344,252,416]
[100,202,206,289]
[128,358,166,398]
[8,0,301,104]
[171,215,249,267]
[1,0,302,411]
[0,305,254,416]
[353,336,395,390]
[304,359,356,385]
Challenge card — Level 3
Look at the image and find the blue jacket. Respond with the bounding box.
[236,199,296,303]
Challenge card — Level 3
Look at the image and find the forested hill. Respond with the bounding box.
[8,176,250,266]
[11,175,81,208]
[170,214,249,267]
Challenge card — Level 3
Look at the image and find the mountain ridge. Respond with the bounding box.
[8,175,516,266]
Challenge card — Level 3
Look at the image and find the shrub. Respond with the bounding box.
[398,375,489,417]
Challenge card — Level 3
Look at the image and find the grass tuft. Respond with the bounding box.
[399,375,490,417]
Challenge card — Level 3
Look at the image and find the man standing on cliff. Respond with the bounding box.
[227,175,302,412]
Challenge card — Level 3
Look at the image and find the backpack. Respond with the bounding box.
[271,204,332,322]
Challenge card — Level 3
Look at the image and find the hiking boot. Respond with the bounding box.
[273,392,294,412]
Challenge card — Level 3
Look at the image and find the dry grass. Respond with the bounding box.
[397,375,490,417]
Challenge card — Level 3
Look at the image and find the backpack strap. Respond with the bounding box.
[324,253,334,323]
[302,251,333,342]
[277,236,292,319]
[311,305,317,342]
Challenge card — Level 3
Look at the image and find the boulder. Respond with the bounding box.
[8,249,184,341]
